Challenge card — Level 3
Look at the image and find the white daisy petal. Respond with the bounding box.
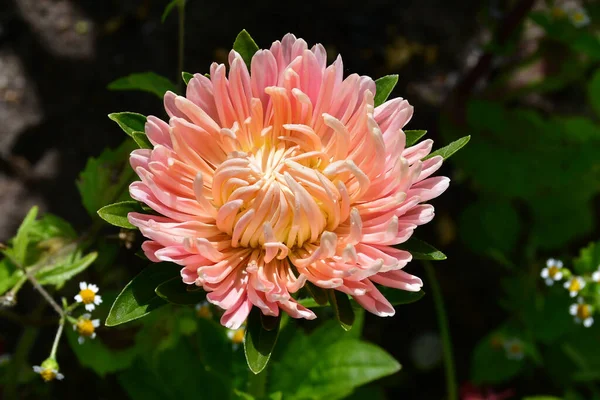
[554,271,563,280]
[79,282,87,291]
[541,268,549,278]
[56,372,64,380]
[570,304,578,315]
[584,317,594,328]
[546,259,554,267]
[545,278,554,286]
[74,294,82,302]
[92,320,100,328]
[33,366,42,373]
[78,336,85,345]
[85,304,95,312]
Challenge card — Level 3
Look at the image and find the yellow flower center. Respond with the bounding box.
[573,12,585,22]
[196,305,212,319]
[569,280,581,292]
[509,343,522,354]
[548,266,560,278]
[76,319,95,337]
[577,304,591,320]
[552,7,566,18]
[231,328,245,344]
[40,369,57,382]
[79,289,95,304]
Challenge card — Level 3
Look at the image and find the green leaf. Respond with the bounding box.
[77,140,138,218]
[588,69,600,118]
[36,251,98,287]
[155,277,206,305]
[13,206,39,265]
[574,241,600,275]
[131,132,153,149]
[161,0,183,23]
[378,286,425,305]
[305,281,329,306]
[108,112,147,138]
[394,237,447,260]
[405,130,427,147]
[182,71,194,85]
[329,289,355,331]
[233,30,259,68]
[0,259,22,296]
[374,75,398,107]
[105,263,180,326]
[291,340,400,400]
[244,307,280,374]
[108,72,177,99]
[424,135,471,160]
[97,201,142,229]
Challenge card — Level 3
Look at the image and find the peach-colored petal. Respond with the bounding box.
[128,33,449,327]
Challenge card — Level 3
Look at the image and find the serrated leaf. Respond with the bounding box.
[0,259,22,296]
[97,201,143,229]
[244,307,280,374]
[105,264,180,326]
[13,206,39,265]
[424,135,470,160]
[36,251,98,287]
[182,71,193,85]
[131,132,153,149]
[374,75,398,107]
[573,241,600,275]
[394,237,446,260]
[233,30,259,68]
[161,0,183,23]
[77,141,137,218]
[405,130,427,147]
[329,289,355,331]
[108,72,177,99]
[108,112,147,138]
[155,277,206,305]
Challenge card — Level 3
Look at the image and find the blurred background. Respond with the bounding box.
[1,0,600,399]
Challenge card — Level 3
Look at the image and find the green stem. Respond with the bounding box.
[424,261,457,400]
[247,369,267,398]
[49,318,65,360]
[177,0,186,92]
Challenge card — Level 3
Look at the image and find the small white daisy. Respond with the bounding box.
[564,276,585,297]
[540,258,564,286]
[74,282,102,312]
[195,301,213,319]
[73,313,100,344]
[569,7,590,28]
[503,338,525,360]
[33,359,64,382]
[0,353,11,366]
[570,297,594,327]
[227,326,246,350]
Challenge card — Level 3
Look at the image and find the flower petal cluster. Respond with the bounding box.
[129,34,449,328]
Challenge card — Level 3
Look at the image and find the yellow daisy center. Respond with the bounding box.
[231,328,245,344]
[79,289,95,304]
[40,369,57,382]
[548,266,560,278]
[509,343,522,354]
[569,280,581,292]
[76,319,95,337]
[573,12,585,22]
[577,304,591,320]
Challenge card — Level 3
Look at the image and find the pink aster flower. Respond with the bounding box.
[128,33,449,329]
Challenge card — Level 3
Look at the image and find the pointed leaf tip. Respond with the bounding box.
[233,30,259,69]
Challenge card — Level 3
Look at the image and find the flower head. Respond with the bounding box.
[564,276,585,297]
[570,297,594,327]
[73,313,100,344]
[128,33,449,328]
[569,7,590,28]
[540,258,563,286]
[33,358,64,382]
[503,338,524,360]
[74,282,102,312]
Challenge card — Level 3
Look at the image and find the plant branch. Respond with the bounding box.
[25,269,64,317]
[50,318,65,360]
[424,261,457,400]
